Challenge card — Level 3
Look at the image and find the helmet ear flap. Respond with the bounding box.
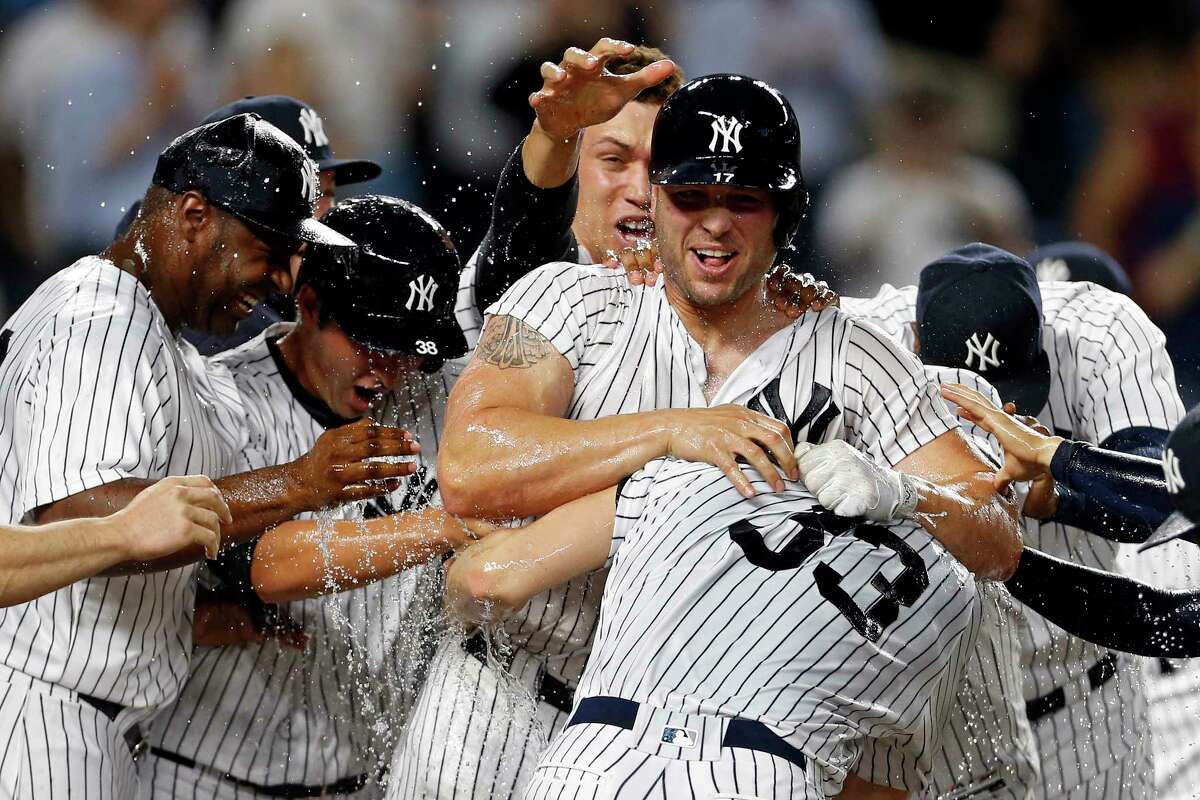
[772,184,809,249]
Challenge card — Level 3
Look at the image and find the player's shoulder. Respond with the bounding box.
[839,283,918,336]
[492,260,645,314]
[18,256,165,336]
[210,324,284,372]
[923,365,1001,403]
[1041,280,1163,341]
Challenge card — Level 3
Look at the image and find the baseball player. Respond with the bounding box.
[145,195,475,798]
[841,243,1185,797]
[0,114,414,799]
[441,319,1029,798]
[401,72,1022,799]
[0,476,229,607]
[454,39,680,349]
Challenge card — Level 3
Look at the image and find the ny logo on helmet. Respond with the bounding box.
[300,160,319,207]
[406,274,439,312]
[699,112,744,153]
[1036,257,1071,282]
[964,332,1002,372]
[1165,448,1186,495]
[298,108,329,147]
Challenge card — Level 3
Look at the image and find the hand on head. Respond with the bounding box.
[530,38,677,140]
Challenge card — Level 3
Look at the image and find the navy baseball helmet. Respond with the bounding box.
[916,243,1052,415]
[203,96,381,186]
[1028,241,1133,296]
[649,73,807,246]
[298,195,467,365]
[152,114,354,249]
[1139,404,1200,551]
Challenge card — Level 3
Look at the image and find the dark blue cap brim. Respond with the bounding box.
[1138,510,1200,551]
[319,157,382,186]
[225,205,355,249]
[981,347,1052,416]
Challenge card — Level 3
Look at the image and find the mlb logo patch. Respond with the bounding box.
[661,726,697,748]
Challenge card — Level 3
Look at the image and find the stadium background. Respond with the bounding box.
[0,0,1196,405]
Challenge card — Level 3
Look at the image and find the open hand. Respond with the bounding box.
[530,38,677,140]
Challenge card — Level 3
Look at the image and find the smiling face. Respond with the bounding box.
[188,211,296,335]
[654,183,778,309]
[573,100,660,258]
[291,285,422,419]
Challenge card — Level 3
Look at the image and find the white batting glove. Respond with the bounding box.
[795,440,919,522]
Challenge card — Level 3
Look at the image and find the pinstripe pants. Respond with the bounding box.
[385,639,572,800]
[0,677,139,800]
[1030,666,1154,800]
[521,722,818,800]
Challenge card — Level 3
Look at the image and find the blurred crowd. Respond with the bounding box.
[0,0,1198,400]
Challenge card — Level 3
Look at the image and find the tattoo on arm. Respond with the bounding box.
[476,316,556,369]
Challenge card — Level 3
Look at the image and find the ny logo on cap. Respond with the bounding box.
[1165,448,1186,495]
[298,108,329,147]
[300,159,319,207]
[964,332,1002,372]
[1036,257,1071,283]
[699,112,744,153]
[406,274,439,312]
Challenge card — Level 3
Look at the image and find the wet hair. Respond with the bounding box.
[605,45,683,105]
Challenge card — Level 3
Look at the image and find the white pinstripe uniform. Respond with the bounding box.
[145,323,455,799]
[844,280,1186,798]
[394,262,692,800]
[524,311,986,800]
[0,257,241,799]
[913,366,1039,800]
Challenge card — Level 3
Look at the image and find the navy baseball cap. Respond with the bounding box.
[152,114,354,249]
[917,243,1052,415]
[1138,405,1200,551]
[202,96,381,186]
[1028,241,1133,296]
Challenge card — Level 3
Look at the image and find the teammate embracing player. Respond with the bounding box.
[401,69,1023,799]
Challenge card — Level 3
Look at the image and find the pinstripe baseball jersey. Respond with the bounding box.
[0,256,241,713]
[845,279,1184,794]
[572,312,984,795]
[148,322,455,788]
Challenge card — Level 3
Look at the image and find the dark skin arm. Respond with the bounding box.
[35,419,420,575]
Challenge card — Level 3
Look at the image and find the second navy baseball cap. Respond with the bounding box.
[1139,405,1200,551]
[152,114,354,249]
[917,243,1052,415]
[203,96,382,186]
[1028,241,1133,296]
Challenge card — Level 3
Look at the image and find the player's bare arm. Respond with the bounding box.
[523,38,676,189]
[35,418,419,574]
[249,508,477,603]
[0,476,229,607]
[895,430,1023,580]
[439,315,797,517]
[446,486,618,625]
[798,432,1022,580]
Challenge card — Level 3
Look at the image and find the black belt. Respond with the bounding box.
[1025,653,1119,722]
[567,696,807,770]
[77,693,147,761]
[463,631,575,715]
[150,747,369,798]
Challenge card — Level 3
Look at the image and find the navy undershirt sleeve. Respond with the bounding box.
[1006,547,1200,658]
[474,143,582,311]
